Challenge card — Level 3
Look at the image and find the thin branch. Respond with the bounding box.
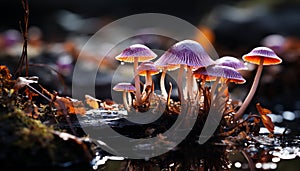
[14,0,29,77]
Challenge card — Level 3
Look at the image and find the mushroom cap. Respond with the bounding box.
[260,34,285,51]
[193,73,217,81]
[137,61,160,76]
[216,56,248,70]
[113,82,136,92]
[154,54,180,71]
[242,47,282,65]
[193,65,246,84]
[115,44,157,62]
[163,39,215,67]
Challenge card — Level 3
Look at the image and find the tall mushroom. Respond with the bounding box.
[235,47,282,120]
[115,44,157,106]
[113,82,136,111]
[166,39,215,100]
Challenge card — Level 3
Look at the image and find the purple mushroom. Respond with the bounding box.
[194,65,246,100]
[113,82,136,111]
[137,61,159,91]
[235,47,282,120]
[115,44,157,106]
[194,65,246,84]
[212,56,248,99]
[165,39,215,100]
[215,56,248,71]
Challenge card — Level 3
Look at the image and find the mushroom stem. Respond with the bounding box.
[160,68,168,100]
[177,64,184,101]
[186,66,193,100]
[134,58,141,106]
[122,91,130,111]
[235,58,264,120]
[128,92,132,106]
[210,77,221,101]
[145,70,152,88]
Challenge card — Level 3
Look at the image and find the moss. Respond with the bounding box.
[0,109,92,168]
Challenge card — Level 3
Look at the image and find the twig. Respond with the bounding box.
[27,84,51,102]
[14,0,29,77]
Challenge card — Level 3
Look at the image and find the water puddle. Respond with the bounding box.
[76,109,300,171]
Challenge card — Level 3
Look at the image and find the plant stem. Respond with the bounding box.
[235,59,264,120]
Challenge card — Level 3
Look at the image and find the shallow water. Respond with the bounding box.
[77,109,300,171]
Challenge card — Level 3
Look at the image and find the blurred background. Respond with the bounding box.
[1,0,300,116]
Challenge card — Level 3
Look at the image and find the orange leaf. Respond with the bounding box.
[85,94,101,109]
[256,103,274,133]
[256,103,272,116]
[54,96,86,115]
[261,115,274,134]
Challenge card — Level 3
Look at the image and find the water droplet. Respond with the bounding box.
[255,163,262,169]
[234,162,242,168]
[272,157,280,163]
[282,111,295,121]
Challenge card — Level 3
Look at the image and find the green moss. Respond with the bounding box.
[0,109,92,168]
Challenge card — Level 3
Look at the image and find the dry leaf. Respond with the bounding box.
[256,103,274,134]
[0,65,12,80]
[85,94,101,109]
[40,86,86,115]
[261,115,275,134]
[54,95,86,115]
[256,103,272,116]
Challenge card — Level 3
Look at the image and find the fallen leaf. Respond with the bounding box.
[256,103,274,134]
[85,94,101,109]
[256,103,272,116]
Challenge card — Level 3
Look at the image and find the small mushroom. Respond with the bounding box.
[213,56,248,99]
[194,65,246,100]
[166,39,215,100]
[235,46,282,120]
[113,82,136,111]
[115,44,157,106]
[137,61,160,91]
[154,54,180,100]
[194,65,246,84]
[215,56,248,71]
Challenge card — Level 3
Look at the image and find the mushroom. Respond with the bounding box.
[215,56,248,70]
[115,44,157,106]
[194,65,246,101]
[166,39,215,100]
[137,61,160,91]
[235,46,282,120]
[113,82,136,111]
[154,53,180,100]
[212,56,248,99]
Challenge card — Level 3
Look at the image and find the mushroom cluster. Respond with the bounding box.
[113,41,282,123]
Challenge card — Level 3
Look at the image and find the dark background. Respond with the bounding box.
[1,0,300,114]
